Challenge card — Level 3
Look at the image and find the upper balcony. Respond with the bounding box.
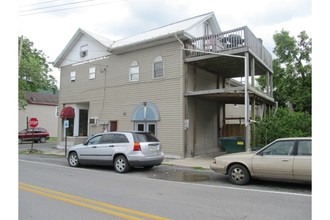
[183,26,273,78]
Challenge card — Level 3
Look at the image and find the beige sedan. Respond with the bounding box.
[210,137,311,185]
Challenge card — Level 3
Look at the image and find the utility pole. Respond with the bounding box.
[18,35,23,67]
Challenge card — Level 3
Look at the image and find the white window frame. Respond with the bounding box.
[129,61,139,82]
[153,56,164,79]
[70,71,76,82]
[80,44,88,57]
[135,122,157,135]
[89,67,96,79]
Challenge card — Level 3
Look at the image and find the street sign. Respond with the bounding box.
[29,118,39,128]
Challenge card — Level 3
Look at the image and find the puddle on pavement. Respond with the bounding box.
[149,171,210,182]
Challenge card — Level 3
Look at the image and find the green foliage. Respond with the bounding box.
[255,108,311,146]
[257,30,312,114]
[18,36,58,109]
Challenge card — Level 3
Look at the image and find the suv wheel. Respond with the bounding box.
[68,152,80,167]
[114,155,130,173]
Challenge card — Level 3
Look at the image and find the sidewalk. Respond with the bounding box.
[39,146,224,170]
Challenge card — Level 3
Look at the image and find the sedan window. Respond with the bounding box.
[262,140,295,155]
[297,140,312,156]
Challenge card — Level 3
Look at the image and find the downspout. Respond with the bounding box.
[175,33,187,157]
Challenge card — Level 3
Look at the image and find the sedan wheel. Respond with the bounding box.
[114,155,130,173]
[68,152,80,167]
[228,164,251,185]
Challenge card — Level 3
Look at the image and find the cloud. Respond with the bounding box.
[17,0,312,84]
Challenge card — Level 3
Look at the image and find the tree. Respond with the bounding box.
[255,108,311,147]
[18,36,57,109]
[257,30,312,114]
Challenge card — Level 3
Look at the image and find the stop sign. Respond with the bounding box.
[29,118,39,128]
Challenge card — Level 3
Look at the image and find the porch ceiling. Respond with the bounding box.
[184,49,270,78]
[185,87,275,105]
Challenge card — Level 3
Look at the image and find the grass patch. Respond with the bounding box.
[193,166,207,170]
[48,137,57,142]
[20,149,43,154]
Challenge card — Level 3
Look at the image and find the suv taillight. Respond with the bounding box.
[133,142,141,151]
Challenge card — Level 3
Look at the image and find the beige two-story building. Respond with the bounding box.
[53,12,274,158]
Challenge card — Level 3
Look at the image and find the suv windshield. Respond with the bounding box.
[134,133,159,142]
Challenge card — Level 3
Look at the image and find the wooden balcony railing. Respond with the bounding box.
[183,26,272,70]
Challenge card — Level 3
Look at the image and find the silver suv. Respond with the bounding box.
[67,131,164,173]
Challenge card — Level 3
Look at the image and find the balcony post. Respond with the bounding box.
[244,52,251,151]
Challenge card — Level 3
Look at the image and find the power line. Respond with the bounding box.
[18,0,128,16]
[18,0,63,8]
[19,0,95,13]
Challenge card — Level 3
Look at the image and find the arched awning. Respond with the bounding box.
[131,101,160,121]
[60,106,75,119]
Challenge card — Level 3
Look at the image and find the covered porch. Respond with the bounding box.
[183,26,275,156]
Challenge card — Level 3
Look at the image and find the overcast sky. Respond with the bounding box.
[17,0,312,84]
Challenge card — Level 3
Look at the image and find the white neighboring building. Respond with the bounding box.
[19,92,59,137]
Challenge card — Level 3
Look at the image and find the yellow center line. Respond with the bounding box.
[19,182,169,220]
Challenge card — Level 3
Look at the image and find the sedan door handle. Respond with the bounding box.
[92,146,97,148]
[108,145,114,147]
[282,159,289,162]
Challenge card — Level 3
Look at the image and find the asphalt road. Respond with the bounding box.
[19,152,311,220]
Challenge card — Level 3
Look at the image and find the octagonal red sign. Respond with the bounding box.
[29,118,39,128]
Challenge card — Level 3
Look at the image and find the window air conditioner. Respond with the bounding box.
[89,118,98,125]
[80,51,87,57]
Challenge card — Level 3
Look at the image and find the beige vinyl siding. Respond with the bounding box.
[59,41,185,156]
[104,42,184,156]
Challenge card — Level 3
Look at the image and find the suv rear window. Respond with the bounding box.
[134,133,159,142]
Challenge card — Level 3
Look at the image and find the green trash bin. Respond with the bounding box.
[219,137,245,153]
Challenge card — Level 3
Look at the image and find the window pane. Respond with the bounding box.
[89,67,96,79]
[88,135,102,144]
[100,134,114,143]
[148,124,156,135]
[137,124,144,131]
[114,134,129,143]
[262,141,295,155]
[70,71,76,82]
[129,61,139,82]
[154,61,163,78]
[297,140,312,156]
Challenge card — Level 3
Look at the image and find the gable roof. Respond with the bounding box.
[53,12,220,65]
[53,28,113,67]
[110,12,220,53]
[25,92,58,106]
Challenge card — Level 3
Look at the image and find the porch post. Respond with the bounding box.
[244,52,251,151]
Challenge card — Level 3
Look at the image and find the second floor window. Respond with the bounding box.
[153,56,164,78]
[70,71,76,82]
[129,61,139,82]
[89,67,96,79]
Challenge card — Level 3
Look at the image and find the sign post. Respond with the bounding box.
[64,120,69,157]
[28,118,38,151]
